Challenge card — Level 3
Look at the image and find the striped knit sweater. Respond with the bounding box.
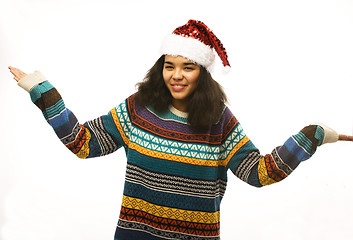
[24,73,325,240]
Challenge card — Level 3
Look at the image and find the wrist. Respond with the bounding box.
[315,123,339,144]
[18,71,46,92]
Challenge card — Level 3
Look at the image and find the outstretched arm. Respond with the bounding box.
[222,109,351,187]
[9,67,126,158]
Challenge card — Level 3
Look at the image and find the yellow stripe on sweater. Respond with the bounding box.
[128,140,247,167]
[110,108,130,145]
[75,127,91,159]
[122,195,220,224]
[258,156,277,186]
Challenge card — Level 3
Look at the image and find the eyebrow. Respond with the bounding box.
[164,61,197,66]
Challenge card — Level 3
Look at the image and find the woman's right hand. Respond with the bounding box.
[9,66,28,82]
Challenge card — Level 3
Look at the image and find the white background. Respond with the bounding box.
[1,0,353,239]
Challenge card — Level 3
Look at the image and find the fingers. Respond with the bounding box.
[9,66,28,82]
[338,134,353,141]
[8,66,19,82]
[9,66,26,77]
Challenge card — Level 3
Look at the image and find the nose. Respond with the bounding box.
[172,68,183,81]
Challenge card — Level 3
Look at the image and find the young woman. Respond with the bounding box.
[9,20,348,240]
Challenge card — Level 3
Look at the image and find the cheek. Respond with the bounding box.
[162,70,170,82]
[187,72,200,85]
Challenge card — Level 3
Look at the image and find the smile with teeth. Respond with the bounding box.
[171,84,188,92]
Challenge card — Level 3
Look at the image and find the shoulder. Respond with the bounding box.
[215,105,241,137]
[217,105,237,125]
[115,93,138,113]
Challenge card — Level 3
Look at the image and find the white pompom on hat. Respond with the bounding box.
[160,20,230,72]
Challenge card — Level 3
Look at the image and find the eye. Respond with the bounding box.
[184,67,195,71]
[164,65,174,70]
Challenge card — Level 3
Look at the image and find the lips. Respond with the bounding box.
[171,84,187,92]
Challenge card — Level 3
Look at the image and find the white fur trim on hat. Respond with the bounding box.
[160,34,215,71]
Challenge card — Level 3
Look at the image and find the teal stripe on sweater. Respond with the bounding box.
[292,132,313,155]
[45,99,65,119]
[315,126,325,146]
[30,81,54,103]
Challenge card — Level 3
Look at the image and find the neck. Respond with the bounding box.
[172,99,188,113]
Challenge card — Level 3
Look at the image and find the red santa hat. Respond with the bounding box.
[160,19,230,72]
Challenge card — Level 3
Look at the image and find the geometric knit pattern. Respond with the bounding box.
[29,81,325,240]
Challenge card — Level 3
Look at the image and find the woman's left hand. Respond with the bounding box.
[338,134,353,141]
[8,66,28,82]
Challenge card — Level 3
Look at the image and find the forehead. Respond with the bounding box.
[164,55,197,64]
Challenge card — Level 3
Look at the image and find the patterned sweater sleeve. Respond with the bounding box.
[224,111,325,187]
[20,71,127,159]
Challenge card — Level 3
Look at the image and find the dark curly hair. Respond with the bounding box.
[135,55,227,130]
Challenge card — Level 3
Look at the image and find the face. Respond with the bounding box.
[163,55,201,112]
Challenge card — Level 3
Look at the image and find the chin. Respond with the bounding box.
[171,93,188,100]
